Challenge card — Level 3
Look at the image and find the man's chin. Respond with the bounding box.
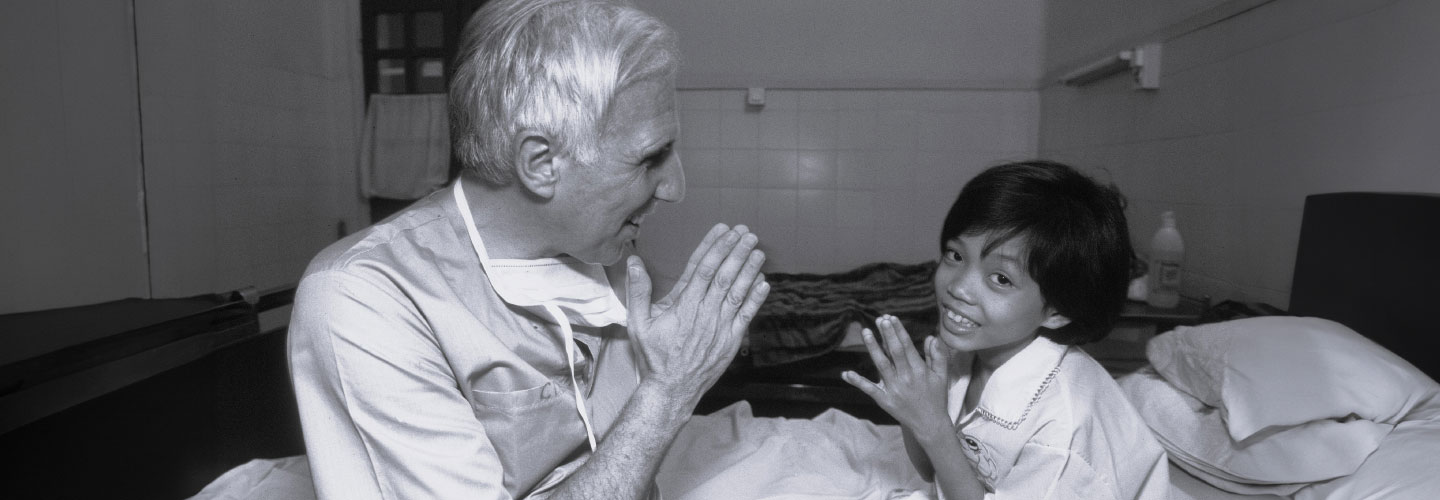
[575,239,633,267]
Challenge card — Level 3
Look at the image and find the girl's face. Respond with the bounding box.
[933,231,1070,368]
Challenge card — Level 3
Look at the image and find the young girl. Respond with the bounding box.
[843,161,1169,499]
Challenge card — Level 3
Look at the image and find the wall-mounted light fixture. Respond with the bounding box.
[1060,42,1163,90]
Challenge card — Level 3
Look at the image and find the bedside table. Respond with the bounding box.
[1086,296,1208,374]
[1120,295,1209,334]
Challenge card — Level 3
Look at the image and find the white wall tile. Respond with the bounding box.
[757,109,798,150]
[1040,0,1440,307]
[797,150,838,189]
[756,150,798,188]
[797,188,837,228]
[679,109,721,149]
[664,88,1040,275]
[719,109,761,148]
[719,149,760,188]
[679,148,721,188]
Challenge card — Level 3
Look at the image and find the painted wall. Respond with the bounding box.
[0,0,364,315]
[136,0,365,299]
[633,0,1045,89]
[1039,0,1440,307]
[0,0,150,313]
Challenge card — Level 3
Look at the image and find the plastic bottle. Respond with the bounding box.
[1146,211,1185,308]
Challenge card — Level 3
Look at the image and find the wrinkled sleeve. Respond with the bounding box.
[288,270,511,500]
[993,443,1119,500]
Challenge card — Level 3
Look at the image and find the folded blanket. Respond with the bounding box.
[748,261,938,367]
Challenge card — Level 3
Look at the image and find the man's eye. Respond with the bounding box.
[641,145,673,169]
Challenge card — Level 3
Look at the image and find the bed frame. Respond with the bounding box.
[1288,192,1440,379]
[1,192,1433,499]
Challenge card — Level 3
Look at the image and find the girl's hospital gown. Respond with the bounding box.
[940,336,1170,500]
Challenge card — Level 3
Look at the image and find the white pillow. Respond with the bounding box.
[1147,316,1440,440]
[1118,368,1388,493]
[1293,417,1440,500]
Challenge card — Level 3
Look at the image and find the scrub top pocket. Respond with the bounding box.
[469,381,589,495]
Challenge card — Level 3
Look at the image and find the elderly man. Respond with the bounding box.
[287,0,769,498]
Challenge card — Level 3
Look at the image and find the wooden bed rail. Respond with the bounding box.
[0,285,306,499]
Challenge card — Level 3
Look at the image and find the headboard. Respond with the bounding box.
[1288,192,1440,379]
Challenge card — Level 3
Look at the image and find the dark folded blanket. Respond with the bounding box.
[747,261,939,367]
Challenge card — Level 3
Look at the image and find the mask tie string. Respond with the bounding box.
[455,182,598,451]
[545,303,598,451]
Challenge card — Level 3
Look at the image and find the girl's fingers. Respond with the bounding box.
[842,370,885,401]
[926,336,949,374]
[860,328,896,381]
[879,316,915,373]
[888,316,926,371]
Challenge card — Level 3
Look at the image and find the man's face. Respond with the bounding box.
[555,79,683,265]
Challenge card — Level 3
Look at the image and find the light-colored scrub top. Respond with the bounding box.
[288,188,643,500]
[941,336,1170,500]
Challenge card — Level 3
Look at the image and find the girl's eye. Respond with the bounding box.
[989,273,1013,287]
[942,249,962,262]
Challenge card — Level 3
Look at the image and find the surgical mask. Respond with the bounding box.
[453,181,626,450]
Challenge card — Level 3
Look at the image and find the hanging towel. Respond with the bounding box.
[359,94,450,199]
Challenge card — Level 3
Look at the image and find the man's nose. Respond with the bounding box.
[655,155,684,203]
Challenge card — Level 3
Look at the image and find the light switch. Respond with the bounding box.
[746,87,766,107]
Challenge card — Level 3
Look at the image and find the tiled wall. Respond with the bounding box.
[136,0,366,298]
[635,89,1039,285]
[1039,0,1440,307]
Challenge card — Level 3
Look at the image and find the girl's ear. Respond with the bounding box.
[513,131,561,199]
[1041,310,1072,330]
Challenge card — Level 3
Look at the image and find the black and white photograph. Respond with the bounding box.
[3,0,1438,498]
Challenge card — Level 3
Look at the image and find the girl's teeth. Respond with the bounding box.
[947,309,978,327]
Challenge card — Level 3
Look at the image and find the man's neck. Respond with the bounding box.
[456,175,559,260]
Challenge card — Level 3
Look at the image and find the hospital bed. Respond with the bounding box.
[5,192,1436,499]
[681,191,1440,499]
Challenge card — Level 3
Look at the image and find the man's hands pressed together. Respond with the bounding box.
[626,223,769,411]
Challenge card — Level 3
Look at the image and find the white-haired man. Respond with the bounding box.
[288,1,769,498]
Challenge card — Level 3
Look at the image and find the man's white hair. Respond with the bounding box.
[450,0,679,186]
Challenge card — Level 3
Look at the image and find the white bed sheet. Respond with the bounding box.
[188,402,1299,500]
[657,401,930,500]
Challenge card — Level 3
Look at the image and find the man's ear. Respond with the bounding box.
[1041,309,1072,330]
[514,132,560,199]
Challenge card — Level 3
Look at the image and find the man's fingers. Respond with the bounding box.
[729,275,769,338]
[700,231,758,309]
[677,229,742,306]
[722,248,766,312]
[625,255,653,329]
[665,223,730,304]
